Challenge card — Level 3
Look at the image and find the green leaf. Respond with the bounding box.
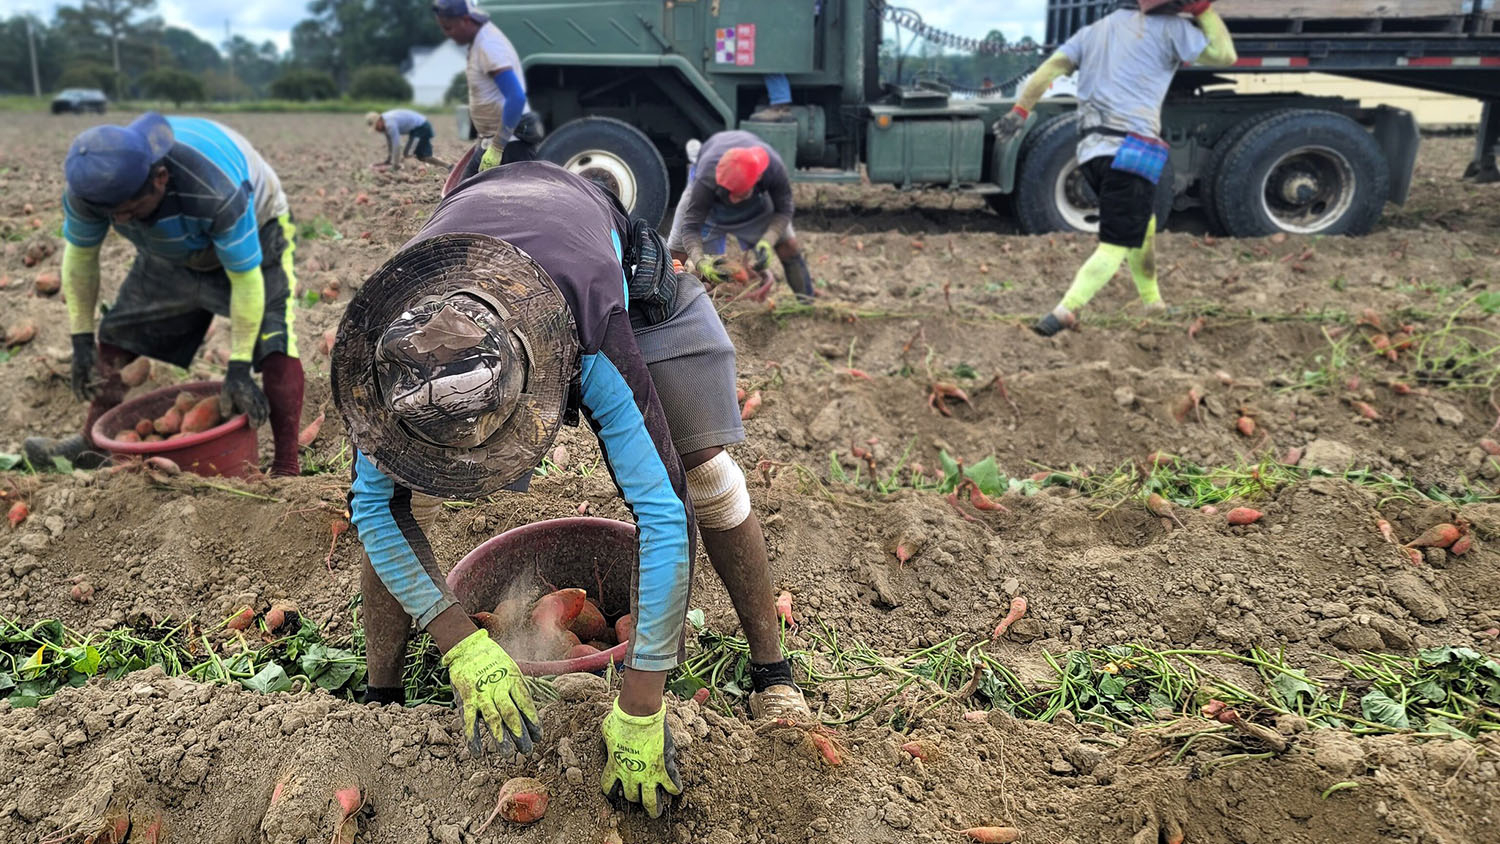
[20,645,48,679]
[686,608,706,630]
[1269,672,1320,710]
[241,664,293,694]
[1420,717,1473,740]
[67,645,101,676]
[1097,674,1126,698]
[1411,679,1445,704]
[938,450,961,493]
[51,455,73,473]
[963,457,1006,497]
[827,451,849,484]
[1418,646,1485,667]
[0,453,20,471]
[0,673,14,693]
[1360,689,1411,729]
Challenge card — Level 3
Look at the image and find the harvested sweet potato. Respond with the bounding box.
[116,430,141,443]
[118,356,151,387]
[565,643,600,660]
[34,270,60,295]
[172,392,198,414]
[530,588,587,631]
[144,434,164,442]
[614,613,635,644]
[181,397,223,433]
[154,407,182,435]
[1226,507,1263,526]
[569,598,607,642]
[135,418,155,438]
[478,777,548,830]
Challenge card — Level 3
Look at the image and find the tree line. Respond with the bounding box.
[0,0,444,103]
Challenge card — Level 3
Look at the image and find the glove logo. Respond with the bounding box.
[476,666,509,690]
[613,752,647,773]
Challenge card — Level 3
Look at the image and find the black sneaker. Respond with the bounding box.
[22,434,110,471]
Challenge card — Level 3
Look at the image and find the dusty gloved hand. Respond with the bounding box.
[219,361,270,427]
[600,699,682,818]
[443,629,542,757]
[1182,1,1213,15]
[752,239,775,272]
[694,255,727,283]
[70,333,98,402]
[991,106,1030,143]
[479,142,505,171]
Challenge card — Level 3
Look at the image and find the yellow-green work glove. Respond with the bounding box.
[694,256,726,283]
[479,143,504,171]
[442,629,542,757]
[600,699,682,818]
[752,239,775,272]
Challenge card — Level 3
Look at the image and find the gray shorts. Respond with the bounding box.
[631,274,745,455]
[666,201,795,255]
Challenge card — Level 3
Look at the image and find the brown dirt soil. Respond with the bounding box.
[1,112,1499,843]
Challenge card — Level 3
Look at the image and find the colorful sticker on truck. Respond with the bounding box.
[714,23,756,66]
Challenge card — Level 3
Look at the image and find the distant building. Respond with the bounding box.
[403,40,466,107]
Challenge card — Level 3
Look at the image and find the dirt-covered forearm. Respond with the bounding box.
[1017,52,1076,112]
[62,242,102,335]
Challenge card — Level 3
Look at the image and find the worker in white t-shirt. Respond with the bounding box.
[432,0,545,177]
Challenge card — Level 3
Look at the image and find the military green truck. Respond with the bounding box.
[465,0,1500,236]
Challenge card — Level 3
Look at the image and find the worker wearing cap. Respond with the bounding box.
[993,0,1237,335]
[668,130,813,304]
[366,109,450,171]
[25,112,305,476]
[432,0,544,177]
[333,161,812,817]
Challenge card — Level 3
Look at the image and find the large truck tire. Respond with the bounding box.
[537,117,671,227]
[1210,110,1389,237]
[1012,112,1174,236]
[1200,108,1298,235]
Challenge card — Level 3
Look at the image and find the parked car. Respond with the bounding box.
[51,88,108,115]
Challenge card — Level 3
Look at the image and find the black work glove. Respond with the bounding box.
[70,333,98,402]
[220,361,270,427]
[991,106,1030,144]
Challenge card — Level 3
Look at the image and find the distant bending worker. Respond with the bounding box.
[366,109,450,171]
[992,0,1237,336]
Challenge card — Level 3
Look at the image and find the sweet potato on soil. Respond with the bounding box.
[7,501,27,528]
[478,777,549,830]
[958,828,1022,843]
[226,606,254,631]
[265,600,300,635]
[1235,416,1256,437]
[34,270,60,295]
[1350,400,1381,421]
[1450,534,1473,555]
[154,408,182,435]
[569,599,607,642]
[776,590,795,626]
[992,596,1028,639]
[118,356,151,387]
[1405,523,1463,549]
[1146,493,1184,528]
[181,397,223,433]
[332,785,363,844]
[4,319,36,347]
[298,411,325,447]
[1226,507,1262,526]
[741,390,763,420]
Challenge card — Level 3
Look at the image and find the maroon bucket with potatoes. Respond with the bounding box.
[447,517,636,676]
[90,381,257,478]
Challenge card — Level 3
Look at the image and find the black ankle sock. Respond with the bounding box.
[364,686,406,706]
[748,660,796,693]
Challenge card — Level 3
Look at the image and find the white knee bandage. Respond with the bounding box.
[685,451,751,531]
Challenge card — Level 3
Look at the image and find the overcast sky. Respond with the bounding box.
[14,0,1049,55]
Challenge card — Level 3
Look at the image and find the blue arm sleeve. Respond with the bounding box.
[349,450,457,628]
[579,310,695,672]
[493,68,527,134]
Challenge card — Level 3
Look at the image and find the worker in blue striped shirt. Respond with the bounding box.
[25,112,305,476]
[332,162,810,818]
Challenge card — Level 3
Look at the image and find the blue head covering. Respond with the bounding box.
[432,0,490,24]
[64,112,175,206]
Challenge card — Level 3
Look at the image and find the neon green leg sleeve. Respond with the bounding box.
[1128,216,1160,306]
[1060,243,1128,312]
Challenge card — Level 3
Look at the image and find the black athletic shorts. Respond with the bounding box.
[98,216,298,370]
[1081,156,1156,249]
[409,122,435,159]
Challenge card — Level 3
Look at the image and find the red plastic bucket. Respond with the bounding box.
[447,517,635,676]
[90,381,258,478]
[441,145,478,199]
